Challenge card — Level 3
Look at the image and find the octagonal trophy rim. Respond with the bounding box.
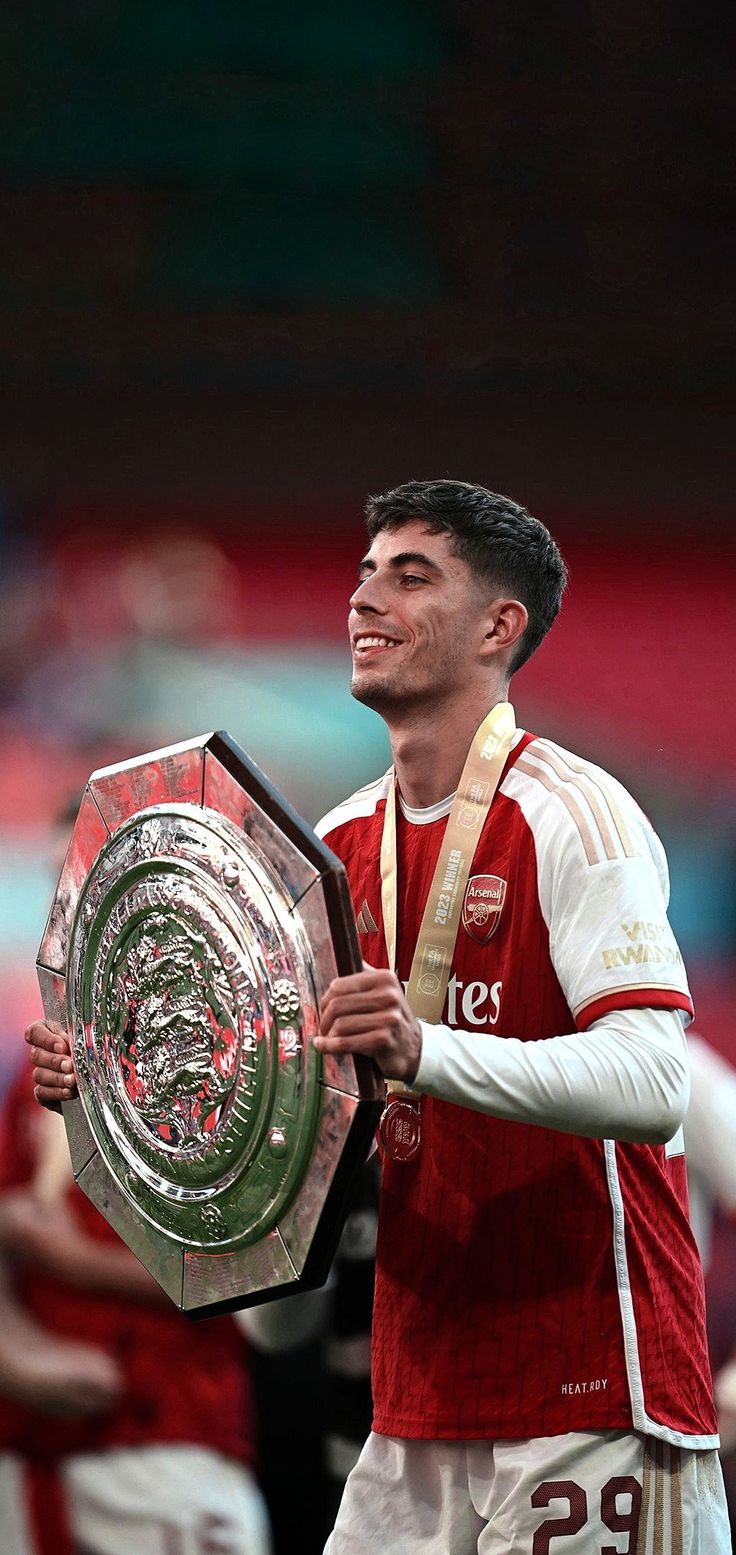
[36,730,383,1318]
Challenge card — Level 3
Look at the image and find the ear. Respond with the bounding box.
[479,598,528,664]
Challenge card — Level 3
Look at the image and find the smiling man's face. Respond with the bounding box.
[349,520,496,715]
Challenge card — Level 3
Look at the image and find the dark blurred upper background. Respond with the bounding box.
[0,0,734,1074]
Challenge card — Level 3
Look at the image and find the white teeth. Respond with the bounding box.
[355,636,400,649]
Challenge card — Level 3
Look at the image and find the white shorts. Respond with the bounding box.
[0,1444,272,1555]
[324,1430,731,1554]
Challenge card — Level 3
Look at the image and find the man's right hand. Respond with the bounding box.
[24,1021,77,1111]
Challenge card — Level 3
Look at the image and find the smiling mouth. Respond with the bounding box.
[353,635,403,656]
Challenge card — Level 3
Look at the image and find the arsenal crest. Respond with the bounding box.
[462,875,507,944]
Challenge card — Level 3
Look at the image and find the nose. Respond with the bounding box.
[349,573,387,614]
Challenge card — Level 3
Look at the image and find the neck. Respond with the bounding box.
[387,688,510,808]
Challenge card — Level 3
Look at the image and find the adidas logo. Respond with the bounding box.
[356,900,379,934]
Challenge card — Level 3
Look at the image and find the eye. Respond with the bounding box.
[401,573,426,587]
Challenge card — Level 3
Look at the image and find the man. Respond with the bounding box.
[29,481,729,1551]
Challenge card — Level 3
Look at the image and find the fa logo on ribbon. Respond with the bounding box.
[417,944,444,997]
[462,875,507,944]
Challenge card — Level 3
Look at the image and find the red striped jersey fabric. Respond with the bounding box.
[316,731,716,1446]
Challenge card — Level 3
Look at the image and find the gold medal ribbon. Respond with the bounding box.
[380,701,516,1100]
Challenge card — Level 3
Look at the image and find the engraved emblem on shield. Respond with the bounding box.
[36,732,383,1316]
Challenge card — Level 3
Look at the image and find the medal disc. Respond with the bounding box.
[380,1096,421,1162]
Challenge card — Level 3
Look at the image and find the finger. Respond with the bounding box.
[24,1022,70,1056]
[314,1028,389,1057]
[320,1013,402,1042]
[320,976,398,1023]
[30,1048,74,1076]
[32,1067,75,1094]
[320,998,403,1035]
[319,991,399,1032]
[33,1086,75,1112]
[323,969,396,1001]
[30,1069,72,1097]
[32,1087,67,1112]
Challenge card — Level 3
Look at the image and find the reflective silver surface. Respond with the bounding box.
[37,732,382,1314]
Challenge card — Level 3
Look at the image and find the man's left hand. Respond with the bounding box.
[315,967,422,1083]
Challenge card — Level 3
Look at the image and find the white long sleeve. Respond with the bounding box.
[414,1006,689,1144]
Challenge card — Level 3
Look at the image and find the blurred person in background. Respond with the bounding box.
[3,807,271,1555]
[321,1157,379,1525]
[237,1159,379,1555]
[685,1033,736,1535]
[683,1034,736,1271]
[0,1068,271,1555]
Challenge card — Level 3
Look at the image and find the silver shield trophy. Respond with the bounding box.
[36,733,383,1317]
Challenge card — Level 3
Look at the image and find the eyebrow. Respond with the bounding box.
[358,549,445,577]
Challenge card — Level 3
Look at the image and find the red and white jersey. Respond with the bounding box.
[316,731,717,1448]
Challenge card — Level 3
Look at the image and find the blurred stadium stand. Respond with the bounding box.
[1,505,734,1077]
[0,0,731,400]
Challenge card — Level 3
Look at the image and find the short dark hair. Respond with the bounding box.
[365,478,567,673]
